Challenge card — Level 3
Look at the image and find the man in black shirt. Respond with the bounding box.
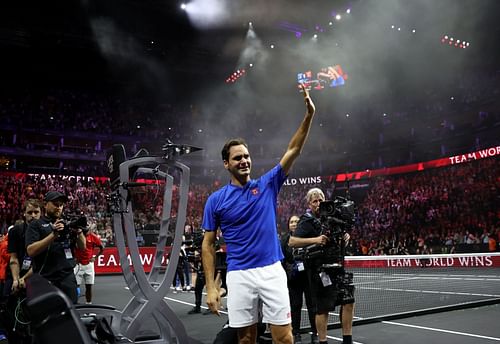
[289,188,354,344]
[8,199,41,293]
[25,191,86,303]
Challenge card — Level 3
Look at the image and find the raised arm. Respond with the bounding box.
[280,83,316,175]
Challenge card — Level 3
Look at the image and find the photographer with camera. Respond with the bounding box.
[25,191,86,304]
[289,188,355,344]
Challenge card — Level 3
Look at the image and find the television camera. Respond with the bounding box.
[293,196,356,266]
[293,196,356,304]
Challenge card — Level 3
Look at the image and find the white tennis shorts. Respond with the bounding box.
[226,261,291,328]
[74,262,95,285]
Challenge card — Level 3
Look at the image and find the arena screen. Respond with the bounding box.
[297,64,348,91]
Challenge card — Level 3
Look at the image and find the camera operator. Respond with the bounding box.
[25,191,86,304]
[289,188,355,344]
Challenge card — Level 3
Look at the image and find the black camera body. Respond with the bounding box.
[57,216,87,238]
[319,196,356,229]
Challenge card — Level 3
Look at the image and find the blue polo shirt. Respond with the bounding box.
[202,164,287,271]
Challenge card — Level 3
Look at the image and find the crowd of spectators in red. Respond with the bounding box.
[1,155,498,255]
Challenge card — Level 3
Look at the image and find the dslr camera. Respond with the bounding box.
[57,215,88,238]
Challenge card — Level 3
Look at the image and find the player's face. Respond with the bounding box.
[45,200,65,219]
[224,144,251,180]
[24,205,41,224]
[288,216,300,231]
[309,194,325,217]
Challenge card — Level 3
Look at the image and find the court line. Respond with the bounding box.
[383,321,500,341]
[165,296,367,343]
[357,286,500,298]
[164,296,229,315]
[325,334,364,344]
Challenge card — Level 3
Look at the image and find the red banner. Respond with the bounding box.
[345,254,500,268]
[93,248,500,275]
[95,246,171,274]
[335,145,500,182]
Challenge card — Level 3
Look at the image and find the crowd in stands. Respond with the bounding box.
[351,156,500,255]
[0,155,498,255]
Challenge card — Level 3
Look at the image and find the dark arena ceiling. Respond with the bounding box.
[1,1,499,97]
[0,0,499,176]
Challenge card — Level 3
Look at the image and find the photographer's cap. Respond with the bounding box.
[44,191,68,203]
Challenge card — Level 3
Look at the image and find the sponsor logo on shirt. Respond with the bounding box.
[251,188,260,196]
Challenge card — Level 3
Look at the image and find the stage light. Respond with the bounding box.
[335,14,341,20]
[346,8,351,14]
[249,63,253,67]
[346,113,350,117]
[258,128,263,132]
[313,34,318,39]
[391,25,395,29]
[249,22,253,26]
[270,44,275,48]
[329,21,333,26]
[180,3,187,10]
[412,29,416,33]
[397,27,401,31]
[444,35,448,39]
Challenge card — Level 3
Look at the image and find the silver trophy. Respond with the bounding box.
[79,141,202,343]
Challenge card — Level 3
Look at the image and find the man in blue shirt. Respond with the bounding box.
[202,84,316,344]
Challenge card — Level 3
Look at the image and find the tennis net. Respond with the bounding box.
[298,252,500,330]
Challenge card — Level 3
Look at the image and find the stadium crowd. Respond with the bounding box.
[0,155,498,255]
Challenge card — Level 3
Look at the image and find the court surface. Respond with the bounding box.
[89,274,500,343]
